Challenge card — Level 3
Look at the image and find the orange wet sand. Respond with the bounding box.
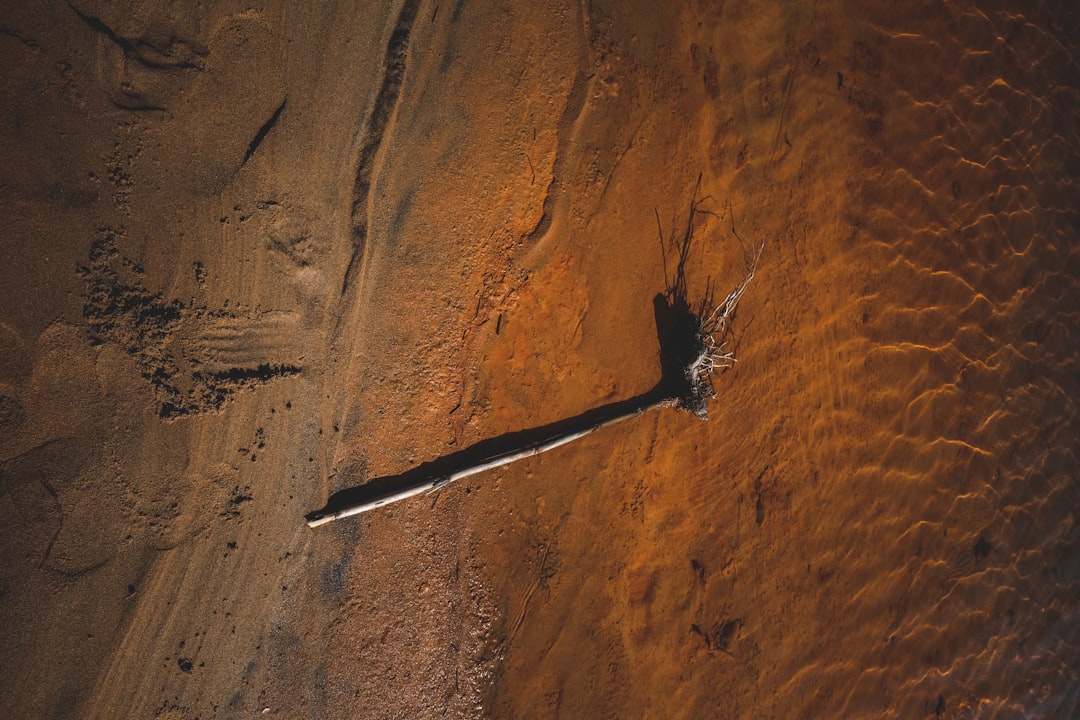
[0,0,1077,718]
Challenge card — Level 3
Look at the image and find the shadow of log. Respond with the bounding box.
[307,174,756,525]
[306,384,672,525]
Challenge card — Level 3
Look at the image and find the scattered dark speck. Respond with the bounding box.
[715,619,741,652]
[691,559,706,584]
[178,657,193,673]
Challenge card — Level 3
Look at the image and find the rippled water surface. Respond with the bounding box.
[463,2,1079,718]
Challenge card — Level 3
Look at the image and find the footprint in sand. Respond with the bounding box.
[78,229,304,418]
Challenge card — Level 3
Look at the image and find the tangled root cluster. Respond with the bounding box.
[680,254,759,417]
[654,179,762,419]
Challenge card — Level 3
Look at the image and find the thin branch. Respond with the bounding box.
[307,393,675,526]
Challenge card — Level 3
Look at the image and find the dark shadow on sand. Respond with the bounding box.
[305,382,672,523]
[307,179,718,524]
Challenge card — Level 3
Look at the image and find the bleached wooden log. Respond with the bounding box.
[306,198,762,526]
[306,394,676,527]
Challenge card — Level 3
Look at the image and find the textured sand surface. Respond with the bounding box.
[1,0,1078,718]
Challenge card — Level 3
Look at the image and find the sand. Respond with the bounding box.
[1,0,1077,718]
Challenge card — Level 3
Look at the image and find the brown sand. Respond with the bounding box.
[1,0,1078,718]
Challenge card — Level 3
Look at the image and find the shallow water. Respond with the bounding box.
[457,1,1080,718]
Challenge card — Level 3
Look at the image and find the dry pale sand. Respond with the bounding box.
[1,0,1078,718]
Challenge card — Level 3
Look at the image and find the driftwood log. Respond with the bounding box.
[306,392,677,527]
[307,185,761,527]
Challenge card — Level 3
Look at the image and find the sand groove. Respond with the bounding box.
[341,0,422,299]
